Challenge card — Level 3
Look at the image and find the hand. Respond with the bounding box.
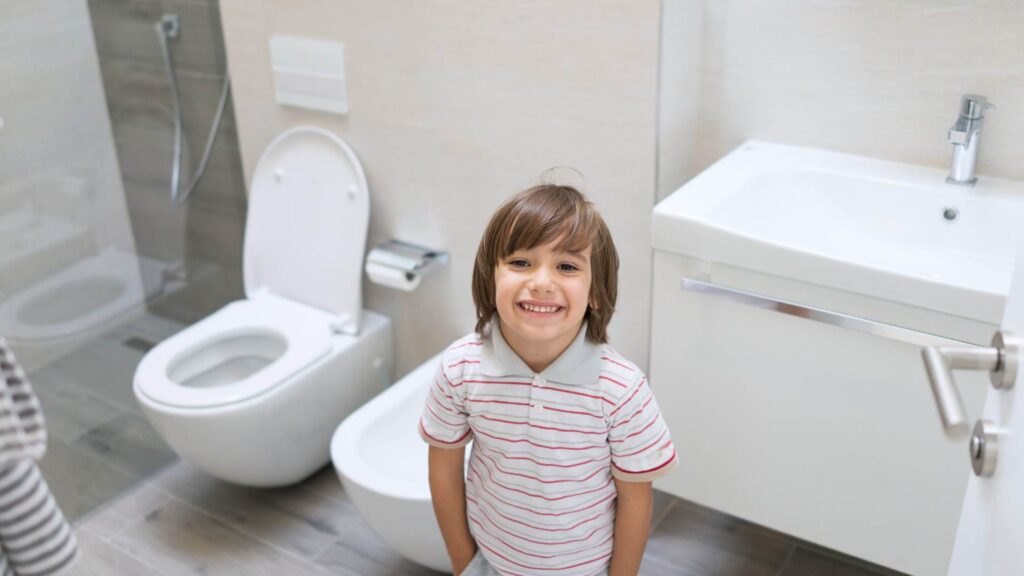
[452,551,475,576]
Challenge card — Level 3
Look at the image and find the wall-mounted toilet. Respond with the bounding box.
[134,127,393,487]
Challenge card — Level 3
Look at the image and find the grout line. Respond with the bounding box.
[775,544,797,576]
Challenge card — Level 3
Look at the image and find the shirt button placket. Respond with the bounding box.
[531,375,545,415]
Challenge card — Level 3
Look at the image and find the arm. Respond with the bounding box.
[428,445,476,575]
[607,478,653,576]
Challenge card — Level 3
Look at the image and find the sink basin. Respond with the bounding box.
[652,140,1024,326]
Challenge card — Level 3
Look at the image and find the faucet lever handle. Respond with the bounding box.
[959,94,995,119]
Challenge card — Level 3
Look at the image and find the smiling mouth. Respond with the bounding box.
[517,302,564,314]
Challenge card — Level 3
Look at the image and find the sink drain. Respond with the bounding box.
[942,206,959,221]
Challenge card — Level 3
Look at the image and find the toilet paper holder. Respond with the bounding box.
[365,240,448,291]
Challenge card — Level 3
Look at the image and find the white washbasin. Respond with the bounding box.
[653,140,1024,327]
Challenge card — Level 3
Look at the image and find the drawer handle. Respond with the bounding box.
[680,276,977,347]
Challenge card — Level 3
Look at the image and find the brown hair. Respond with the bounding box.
[472,184,619,344]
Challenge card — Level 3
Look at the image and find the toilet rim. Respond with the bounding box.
[134,295,334,409]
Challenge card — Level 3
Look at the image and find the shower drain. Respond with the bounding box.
[122,336,157,353]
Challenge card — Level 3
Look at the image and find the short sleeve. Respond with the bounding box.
[419,357,473,449]
[607,375,677,482]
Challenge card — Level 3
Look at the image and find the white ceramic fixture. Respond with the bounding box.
[653,140,1022,335]
[134,127,393,487]
[331,353,465,572]
[649,140,1024,576]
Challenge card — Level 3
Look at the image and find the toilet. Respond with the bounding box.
[134,126,393,487]
[331,353,461,572]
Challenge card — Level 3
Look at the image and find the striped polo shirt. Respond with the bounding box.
[419,324,677,576]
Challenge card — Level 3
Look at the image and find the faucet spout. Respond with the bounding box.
[946,94,994,186]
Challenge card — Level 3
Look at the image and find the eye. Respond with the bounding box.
[558,262,581,272]
[507,258,529,268]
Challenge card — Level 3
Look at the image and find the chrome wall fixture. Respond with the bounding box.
[155,14,232,205]
[946,93,994,186]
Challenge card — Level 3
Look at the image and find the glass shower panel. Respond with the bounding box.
[0,0,146,370]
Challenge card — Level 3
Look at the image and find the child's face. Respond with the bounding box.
[494,237,592,356]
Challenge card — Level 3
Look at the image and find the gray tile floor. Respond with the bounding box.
[65,460,907,576]
[31,311,184,521]
[26,310,908,575]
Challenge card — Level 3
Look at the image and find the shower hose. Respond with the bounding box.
[155,16,231,206]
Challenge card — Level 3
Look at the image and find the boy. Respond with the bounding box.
[420,184,677,575]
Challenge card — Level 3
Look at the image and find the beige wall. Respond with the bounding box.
[219,1,663,377]
[657,0,703,200]
[681,0,1024,184]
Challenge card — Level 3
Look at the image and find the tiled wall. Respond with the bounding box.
[88,0,248,324]
[218,1,663,377]
[662,0,1024,190]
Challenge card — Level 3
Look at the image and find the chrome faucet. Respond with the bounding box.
[946,94,994,185]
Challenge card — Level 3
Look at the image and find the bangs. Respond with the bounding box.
[497,187,597,258]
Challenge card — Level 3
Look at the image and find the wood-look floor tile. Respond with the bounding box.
[299,464,349,503]
[150,461,358,560]
[643,498,793,576]
[33,380,122,443]
[781,546,908,576]
[107,497,334,576]
[36,339,139,414]
[75,481,173,538]
[72,411,176,480]
[38,437,139,521]
[314,525,447,576]
[64,527,172,576]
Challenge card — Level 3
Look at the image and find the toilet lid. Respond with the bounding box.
[244,127,368,327]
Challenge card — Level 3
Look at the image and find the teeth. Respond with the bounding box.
[521,303,560,313]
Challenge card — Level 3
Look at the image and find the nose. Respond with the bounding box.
[527,266,555,293]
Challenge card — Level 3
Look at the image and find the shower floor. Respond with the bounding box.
[30,310,184,522]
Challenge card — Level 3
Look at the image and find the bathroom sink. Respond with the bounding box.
[653,140,1024,327]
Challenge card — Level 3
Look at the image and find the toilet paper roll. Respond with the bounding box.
[365,261,422,291]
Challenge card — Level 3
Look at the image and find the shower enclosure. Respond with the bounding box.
[0,0,246,520]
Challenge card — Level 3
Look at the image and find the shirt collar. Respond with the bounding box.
[480,322,603,386]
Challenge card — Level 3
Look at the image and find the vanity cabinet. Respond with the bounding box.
[649,251,991,576]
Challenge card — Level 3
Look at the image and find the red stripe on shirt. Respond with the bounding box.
[612,449,677,474]
[598,375,628,389]
[478,414,606,435]
[419,421,471,445]
[475,428,605,452]
[601,356,634,372]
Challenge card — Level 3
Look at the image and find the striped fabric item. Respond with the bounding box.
[420,327,677,576]
[0,342,46,463]
[0,462,78,575]
[0,340,79,575]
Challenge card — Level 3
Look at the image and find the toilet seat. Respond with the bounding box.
[135,293,334,409]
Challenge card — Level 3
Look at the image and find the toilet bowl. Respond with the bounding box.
[331,353,464,572]
[134,126,393,487]
[0,247,161,370]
